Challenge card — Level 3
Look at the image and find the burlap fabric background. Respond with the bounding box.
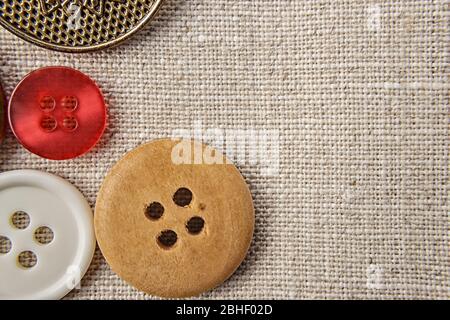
[0,0,448,299]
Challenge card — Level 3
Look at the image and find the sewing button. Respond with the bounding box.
[0,170,95,300]
[0,0,164,53]
[95,139,255,298]
[0,81,6,144]
[9,67,107,160]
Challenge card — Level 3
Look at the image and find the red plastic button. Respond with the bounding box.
[9,67,107,160]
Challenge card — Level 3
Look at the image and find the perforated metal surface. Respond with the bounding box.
[0,0,164,52]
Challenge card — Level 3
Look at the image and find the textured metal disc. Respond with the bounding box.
[0,0,164,52]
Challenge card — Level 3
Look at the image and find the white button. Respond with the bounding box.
[0,170,95,300]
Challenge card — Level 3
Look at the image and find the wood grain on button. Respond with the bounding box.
[94,139,255,298]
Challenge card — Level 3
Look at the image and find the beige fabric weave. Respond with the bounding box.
[0,0,448,299]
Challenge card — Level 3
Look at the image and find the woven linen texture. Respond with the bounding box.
[0,0,448,299]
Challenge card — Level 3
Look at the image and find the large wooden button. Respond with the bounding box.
[95,139,255,298]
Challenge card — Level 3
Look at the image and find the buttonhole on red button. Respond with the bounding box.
[40,115,57,132]
[62,116,78,132]
[61,96,78,112]
[39,96,55,112]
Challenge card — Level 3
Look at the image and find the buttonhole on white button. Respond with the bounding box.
[0,236,12,254]
[11,211,30,230]
[34,226,54,245]
[18,251,37,269]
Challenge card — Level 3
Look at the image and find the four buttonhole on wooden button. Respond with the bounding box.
[145,187,205,249]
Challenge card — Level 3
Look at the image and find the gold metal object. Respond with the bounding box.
[0,0,164,53]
